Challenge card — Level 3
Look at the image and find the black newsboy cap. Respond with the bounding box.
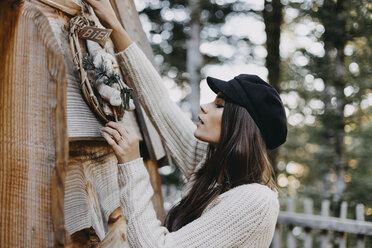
[207,74,287,150]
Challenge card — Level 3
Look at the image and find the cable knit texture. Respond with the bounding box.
[115,43,279,248]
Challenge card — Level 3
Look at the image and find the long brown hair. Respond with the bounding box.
[164,101,278,232]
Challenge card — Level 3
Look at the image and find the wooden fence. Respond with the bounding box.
[270,198,372,248]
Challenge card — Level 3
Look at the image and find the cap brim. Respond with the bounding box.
[206,76,231,96]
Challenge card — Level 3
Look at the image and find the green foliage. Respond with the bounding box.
[139,0,259,93]
[278,0,372,220]
[141,0,372,221]
[82,54,95,70]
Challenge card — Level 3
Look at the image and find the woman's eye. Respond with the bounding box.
[215,103,224,108]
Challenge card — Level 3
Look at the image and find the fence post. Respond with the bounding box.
[356,204,365,248]
[303,198,313,248]
[335,201,348,248]
[287,197,296,248]
[320,200,331,248]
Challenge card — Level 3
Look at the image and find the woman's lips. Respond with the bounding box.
[198,115,204,124]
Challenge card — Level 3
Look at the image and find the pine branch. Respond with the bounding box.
[83,54,134,109]
[107,73,120,85]
[95,63,108,80]
[82,54,95,70]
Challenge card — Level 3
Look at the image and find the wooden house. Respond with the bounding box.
[0,0,168,246]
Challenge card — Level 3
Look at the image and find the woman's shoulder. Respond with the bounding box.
[228,183,278,197]
[222,183,279,210]
[209,184,279,227]
[202,183,279,216]
[228,184,279,223]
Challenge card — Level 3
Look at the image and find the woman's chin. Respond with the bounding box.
[194,131,209,144]
[194,129,203,141]
[194,130,199,139]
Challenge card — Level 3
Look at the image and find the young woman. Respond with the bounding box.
[89,0,287,247]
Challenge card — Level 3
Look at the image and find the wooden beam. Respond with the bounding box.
[110,0,156,66]
[111,0,167,162]
[0,2,69,246]
[277,212,372,235]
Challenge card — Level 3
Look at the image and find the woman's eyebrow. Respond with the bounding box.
[217,94,226,100]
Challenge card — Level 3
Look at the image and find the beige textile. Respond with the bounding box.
[64,141,120,241]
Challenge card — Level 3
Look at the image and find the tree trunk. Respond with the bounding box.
[187,0,202,122]
[318,0,347,206]
[263,0,283,171]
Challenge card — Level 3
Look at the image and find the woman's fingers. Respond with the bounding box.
[106,121,122,131]
[102,125,127,143]
[103,122,140,164]
[105,122,125,140]
[106,121,132,137]
[102,131,122,154]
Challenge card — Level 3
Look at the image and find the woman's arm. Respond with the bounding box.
[85,0,132,52]
[102,124,278,247]
[87,0,208,179]
[116,43,208,179]
[118,159,279,248]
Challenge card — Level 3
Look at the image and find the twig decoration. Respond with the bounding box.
[68,10,134,123]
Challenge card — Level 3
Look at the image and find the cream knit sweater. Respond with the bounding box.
[115,43,279,248]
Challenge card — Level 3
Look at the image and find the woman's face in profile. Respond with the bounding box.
[194,92,225,147]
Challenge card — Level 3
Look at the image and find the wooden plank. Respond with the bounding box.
[320,200,331,248]
[97,208,130,248]
[0,2,68,246]
[110,0,156,66]
[303,198,313,248]
[356,204,366,248]
[335,201,348,248]
[124,78,161,162]
[67,208,129,248]
[1,1,167,246]
[111,0,167,162]
[286,198,296,248]
[277,212,372,235]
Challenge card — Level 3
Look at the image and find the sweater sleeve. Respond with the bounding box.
[118,158,279,248]
[116,43,208,180]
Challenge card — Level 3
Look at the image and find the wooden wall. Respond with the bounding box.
[0,1,68,246]
[0,0,166,246]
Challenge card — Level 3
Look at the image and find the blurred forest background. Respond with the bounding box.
[133,0,372,223]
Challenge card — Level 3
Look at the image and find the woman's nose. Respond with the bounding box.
[200,104,207,113]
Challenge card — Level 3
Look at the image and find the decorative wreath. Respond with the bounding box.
[68,7,134,123]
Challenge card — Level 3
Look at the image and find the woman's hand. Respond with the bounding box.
[84,0,132,51]
[85,0,121,29]
[102,122,140,164]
